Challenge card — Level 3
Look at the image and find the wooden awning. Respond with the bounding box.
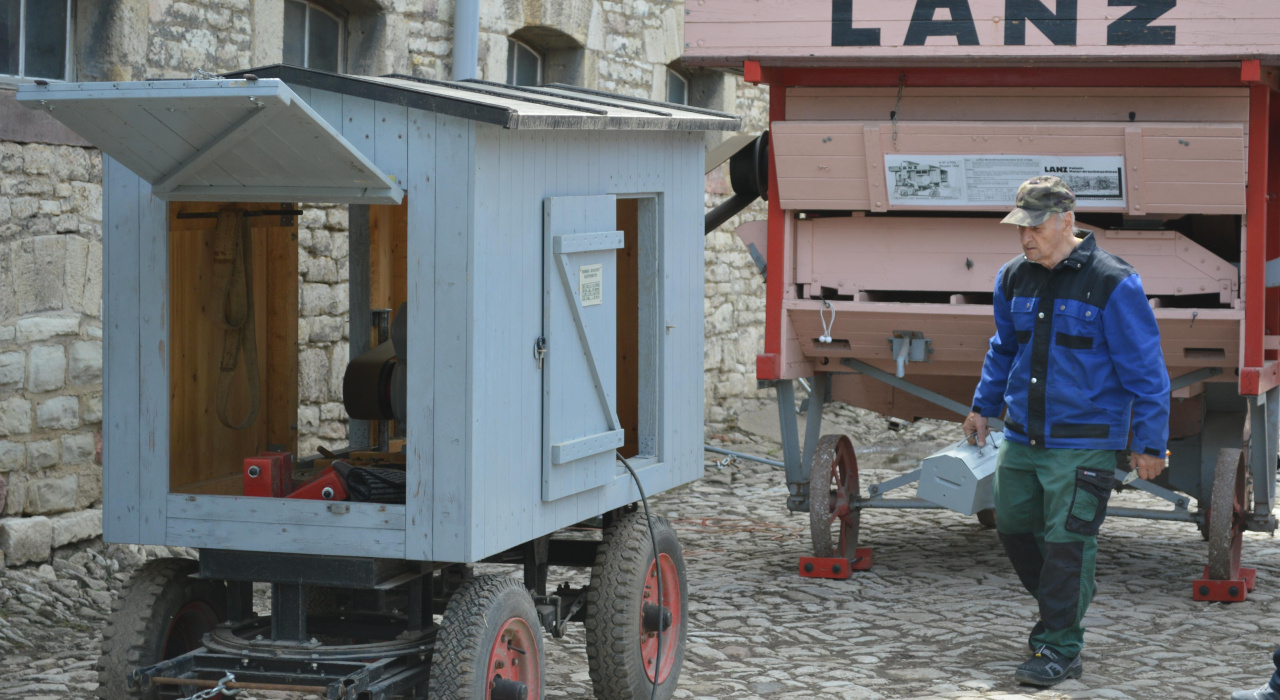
[17,78,403,204]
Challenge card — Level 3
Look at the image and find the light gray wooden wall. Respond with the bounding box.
[102,156,169,547]
[457,127,707,562]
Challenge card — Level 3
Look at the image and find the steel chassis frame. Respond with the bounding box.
[750,60,1280,535]
[128,526,608,699]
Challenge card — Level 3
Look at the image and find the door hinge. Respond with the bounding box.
[534,336,547,369]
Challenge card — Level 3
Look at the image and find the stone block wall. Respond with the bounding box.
[0,1,775,544]
[0,143,105,518]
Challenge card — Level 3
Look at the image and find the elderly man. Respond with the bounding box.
[963,176,1170,687]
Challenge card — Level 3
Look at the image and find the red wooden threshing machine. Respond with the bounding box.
[688,0,1280,601]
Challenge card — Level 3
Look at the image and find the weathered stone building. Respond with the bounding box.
[0,0,767,562]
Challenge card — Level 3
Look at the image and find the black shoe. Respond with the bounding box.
[1232,684,1280,700]
[1015,646,1083,687]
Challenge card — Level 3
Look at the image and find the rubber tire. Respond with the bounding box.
[585,510,687,700]
[97,558,227,700]
[428,574,544,700]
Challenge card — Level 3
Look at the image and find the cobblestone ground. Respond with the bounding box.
[2,398,1278,700]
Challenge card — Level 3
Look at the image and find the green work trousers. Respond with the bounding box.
[993,439,1118,659]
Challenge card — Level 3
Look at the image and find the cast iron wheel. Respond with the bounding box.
[976,509,998,529]
[428,574,543,700]
[809,434,861,559]
[1207,447,1248,580]
[585,510,687,700]
[97,558,227,700]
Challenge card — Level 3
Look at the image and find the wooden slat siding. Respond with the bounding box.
[136,182,169,544]
[342,94,378,165]
[127,98,237,186]
[166,518,405,558]
[375,101,409,187]
[404,108,437,560]
[444,130,705,561]
[308,89,343,134]
[264,221,300,457]
[347,204,371,451]
[431,113,473,563]
[469,125,501,556]
[784,88,1251,124]
[103,157,142,544]
[167,494,405,529]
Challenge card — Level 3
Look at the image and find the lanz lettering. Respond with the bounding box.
[1045,167,1069,173]
[832,0,1177,47]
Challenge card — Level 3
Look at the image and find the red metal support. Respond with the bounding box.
[757,66,1255,90]
[1245,83,1268,372]
[756,81,786,381]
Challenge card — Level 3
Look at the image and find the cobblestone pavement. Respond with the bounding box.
[2,399,1278,699]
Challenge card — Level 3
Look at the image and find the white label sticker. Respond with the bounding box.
[579,264,603,306]
[884,155,1127,209]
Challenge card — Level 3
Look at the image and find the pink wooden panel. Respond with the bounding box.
[684,0,1280,65]
[785,88,1251,124]
[796,217,1238,302]
[774,119,1246,214]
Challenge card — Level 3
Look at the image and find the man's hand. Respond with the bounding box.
[963,412,989,447]
[1130,451,1167,481]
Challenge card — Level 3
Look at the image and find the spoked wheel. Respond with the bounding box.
[430,574,544,700]
[97,558,227,699]
[1207,447,1249,580]
[586,510,687,700]
[809,434,861,559]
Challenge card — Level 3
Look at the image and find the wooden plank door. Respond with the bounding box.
[542,195,624,501]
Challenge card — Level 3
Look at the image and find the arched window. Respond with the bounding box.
[666,68,689,105]
[0,0,73,82]
[506,37,542,87]
[283,0,344,73]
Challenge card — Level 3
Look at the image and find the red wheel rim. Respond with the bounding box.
[640,553,682,685]
[162,601,220,660]
[162,601,221,700]
[487,617,541,700]
[828,441,860,560]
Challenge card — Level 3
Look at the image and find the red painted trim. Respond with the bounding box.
[1245,84,1270,379]
[743,60,763,85]
[758,82,786,381]
[755,66,1249,89]
[1242,59,1263,84]
[1240,362,1280,396]
[1193,566,1256,602]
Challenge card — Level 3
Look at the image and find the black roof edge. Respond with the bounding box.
[542,82,739,119]
[223,64,517,128]
[459,79,677,118]
[382,74,611,116]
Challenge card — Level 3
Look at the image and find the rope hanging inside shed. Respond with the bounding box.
[210,209,262,430]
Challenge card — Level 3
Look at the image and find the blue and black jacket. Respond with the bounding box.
[972,232,1170,456]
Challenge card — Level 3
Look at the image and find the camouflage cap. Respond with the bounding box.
[1001,175,1077,227]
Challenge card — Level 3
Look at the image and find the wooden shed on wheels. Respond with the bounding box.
[18,66,738,699]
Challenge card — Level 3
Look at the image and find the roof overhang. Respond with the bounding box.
[16,78,404,205]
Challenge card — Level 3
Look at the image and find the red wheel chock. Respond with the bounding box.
[799,549,874,579]
[1193,566,1256,602]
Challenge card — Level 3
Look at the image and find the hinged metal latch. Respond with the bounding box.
[534,336,547,369]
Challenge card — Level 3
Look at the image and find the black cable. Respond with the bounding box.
[617,453,662,700]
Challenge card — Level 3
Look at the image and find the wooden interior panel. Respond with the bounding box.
[366,198,409,442]
[369,199,409,313]
[616,198,640,458]
[169,202,299,495]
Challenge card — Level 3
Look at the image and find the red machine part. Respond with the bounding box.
[798,550,874,580]
[286,467,348,501]
[1194,567,1257,603]
[488,617,542,700]
[243,456,281,498]
[260,451,295,496]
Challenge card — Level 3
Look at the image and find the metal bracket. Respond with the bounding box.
[1115,469,1191,510]
[889,331,931,378]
